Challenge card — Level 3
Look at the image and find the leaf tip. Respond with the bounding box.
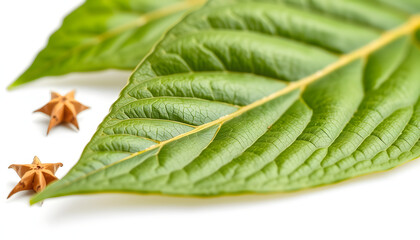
[7,76,27,90]
[6,82,18,91]
[30,186,55,205]
[7,73,34,90]
[30,192,46,205]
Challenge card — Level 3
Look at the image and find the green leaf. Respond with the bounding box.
[8,0,205,90]
[32,0,420,203]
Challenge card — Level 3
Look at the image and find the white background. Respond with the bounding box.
[1,1,420,239]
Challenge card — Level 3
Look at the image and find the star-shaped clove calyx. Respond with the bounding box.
[8,156,63,199]
[34,90,89,134]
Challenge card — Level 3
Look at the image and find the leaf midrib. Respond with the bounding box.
[32,15,420,202]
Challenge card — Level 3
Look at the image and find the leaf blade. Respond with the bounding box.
[31,0,420,203]
[9,0,205,89]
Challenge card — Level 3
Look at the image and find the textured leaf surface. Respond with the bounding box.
[32,0,420,203]
[8,0,204,89]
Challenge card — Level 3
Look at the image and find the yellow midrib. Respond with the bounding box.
[119,15,420,161]
[37,15,420,197]
[94,0,206,42]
